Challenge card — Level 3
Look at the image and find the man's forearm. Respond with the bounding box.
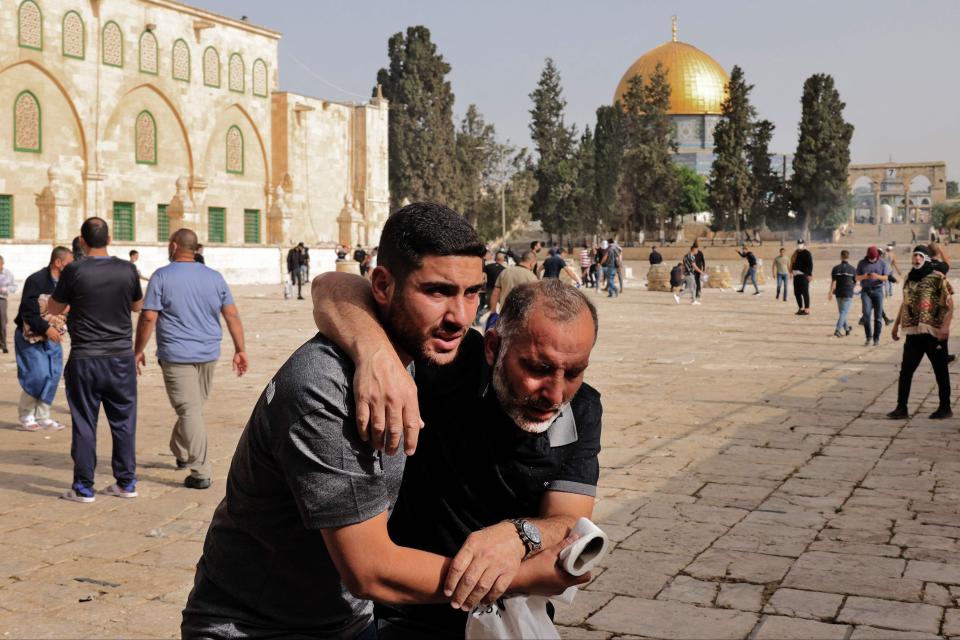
[134,314,156,353]
[312,272,390,360]
[222,307,246,353]
[359,547,452,605]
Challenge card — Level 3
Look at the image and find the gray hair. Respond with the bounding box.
[497,279,598,346]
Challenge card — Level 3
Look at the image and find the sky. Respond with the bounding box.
[200,0,960,180]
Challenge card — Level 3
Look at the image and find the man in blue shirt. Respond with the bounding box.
[134,228,248,489]
[856,245,891,346]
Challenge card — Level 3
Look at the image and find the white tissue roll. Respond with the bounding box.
[558,517,610,577]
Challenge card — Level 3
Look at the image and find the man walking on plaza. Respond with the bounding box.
[542,247,581,284]
[0,254,16,353]
[737,244,760,295]
[14,246,72,431]
[286,242,306,300]
[580,243,594,287]
[828,250,856,338]
[134,229,248,490]
[888,245,953,420]
[856,245,891,346]
[47,217,143,503]
[477,250,506,323]
[676,245,702,305]
[883,244,902,299]
[489,250,538,314]
[694,243,706,299]
[602,238,622,297]
[773,247,789,302]
[791,239,813,315]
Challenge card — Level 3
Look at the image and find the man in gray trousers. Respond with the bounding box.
[134,228,248,489]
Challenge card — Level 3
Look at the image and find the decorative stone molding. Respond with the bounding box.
[267,185,291,245]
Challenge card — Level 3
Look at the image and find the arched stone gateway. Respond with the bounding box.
[848,162,947,225]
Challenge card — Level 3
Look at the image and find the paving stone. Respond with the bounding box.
[754,615,850,639]
[557,627,612,639]
[943,609,960,636]
[712,521,818,557]
[837,596,943,633]
[849,625,944,639]
[763,588,844,620]
[553,590,615,626]
[685,549,793,583]
[619,518,729,555]
[656,576,717,605]
[716,583,763,612]
[907,561,960,585]
[925,583,954,606]
[783,551,922,601]
[586,595,758,639]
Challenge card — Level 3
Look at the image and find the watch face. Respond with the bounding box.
[522,521,542,545]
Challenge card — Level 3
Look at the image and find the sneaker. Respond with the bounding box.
[184,476,212,490]
[795,310,805,315]
[692,300,702,305]
[873,340,879,346]
[737,289,744,293]
[930,408,954,420]
[845,325,853,336]
[834,330,843,338]
[38,419,65,431]
[883,316,893,326]
[947,354,957,364]
[887,406,909,419]
[753,291,762,296]
[17,416,41,432]
[103,482,138,498]
[61,486,95,503]
[864,339,872,346]
[673,294,681,304]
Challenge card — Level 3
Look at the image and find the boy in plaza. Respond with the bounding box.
[889,245,954,420]
[47,217,143,502]
[828,250,856,338]
[183,204,585,639]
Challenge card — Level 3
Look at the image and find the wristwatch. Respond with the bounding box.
[510,518,542,559]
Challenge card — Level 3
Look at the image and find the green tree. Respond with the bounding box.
[474,148,536,241]
[933,201,960,228]
[745,119,785,229]
[375,26,457,210]
[453,104,497,227]
[790,73,854,237]
[592,105,624,234]
[572,126,598,237]
[707,65,755,237]
[528,58,578,238]
[672,164,708,222]
[947,180,958,199]
[619,65,679,239]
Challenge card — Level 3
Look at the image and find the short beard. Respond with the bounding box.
[491,343,560,434]
[383,287,459,367]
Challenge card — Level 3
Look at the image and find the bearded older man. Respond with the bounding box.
[312,274,602,638]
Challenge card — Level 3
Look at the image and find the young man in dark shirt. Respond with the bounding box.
[312,275,601,638]
[184,204,583,639]
[47,218,144,502]
[828,250,856,338]
[649,246,663,265]
[737,245,760,295]
[792,239,814,315]
[541,247,582,284]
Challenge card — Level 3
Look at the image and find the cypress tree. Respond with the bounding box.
[707,65,755,238]
[375,26,458,211]
[791,74,854,238]
[593,105,624,234]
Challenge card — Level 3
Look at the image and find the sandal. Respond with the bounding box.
[17,418,41,432]
[39,419,66,431]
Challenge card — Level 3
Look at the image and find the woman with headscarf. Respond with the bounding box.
[889,246,954,420]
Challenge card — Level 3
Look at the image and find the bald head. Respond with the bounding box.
[169,228,200,261]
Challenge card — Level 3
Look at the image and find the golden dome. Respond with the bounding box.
[614,33,729,115]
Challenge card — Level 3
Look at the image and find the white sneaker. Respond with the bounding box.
[103,483,138,498]
[693,300,702,305]
[38,418,65,431]
[17,416,41,432]
[60,488,95,503]
[673,294,681,304]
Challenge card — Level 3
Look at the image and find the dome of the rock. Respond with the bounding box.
[613,33,729,115]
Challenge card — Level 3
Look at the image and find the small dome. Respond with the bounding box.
[614,34,729,115]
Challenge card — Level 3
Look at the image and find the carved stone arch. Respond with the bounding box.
[110,82,194,176]
[223,102,269,187]
[0,59,89,171]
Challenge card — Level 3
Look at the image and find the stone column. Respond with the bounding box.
[267,185,291,245]
[35,164,76,242]
[165,176,196,233]
[337,195,363,247]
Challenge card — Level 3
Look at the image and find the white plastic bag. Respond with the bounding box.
[465,595,559,640]
[282,281,293,299]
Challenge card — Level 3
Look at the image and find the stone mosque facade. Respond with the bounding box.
[0,0,388,282]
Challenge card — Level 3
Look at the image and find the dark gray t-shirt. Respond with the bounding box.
[183,333,405,638]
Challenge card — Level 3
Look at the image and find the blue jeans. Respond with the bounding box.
[835,296,853,333]
[605,266,619,296]
[776,273,788,301]
[741,267,758,293]
[860,287,884,341]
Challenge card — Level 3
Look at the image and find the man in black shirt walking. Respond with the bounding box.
[47,217,143,503]
[737,245,760,295]
[828,250,856,338]
[792,239,814,315]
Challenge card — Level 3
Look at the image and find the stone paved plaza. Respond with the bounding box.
[0,265,957,639]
